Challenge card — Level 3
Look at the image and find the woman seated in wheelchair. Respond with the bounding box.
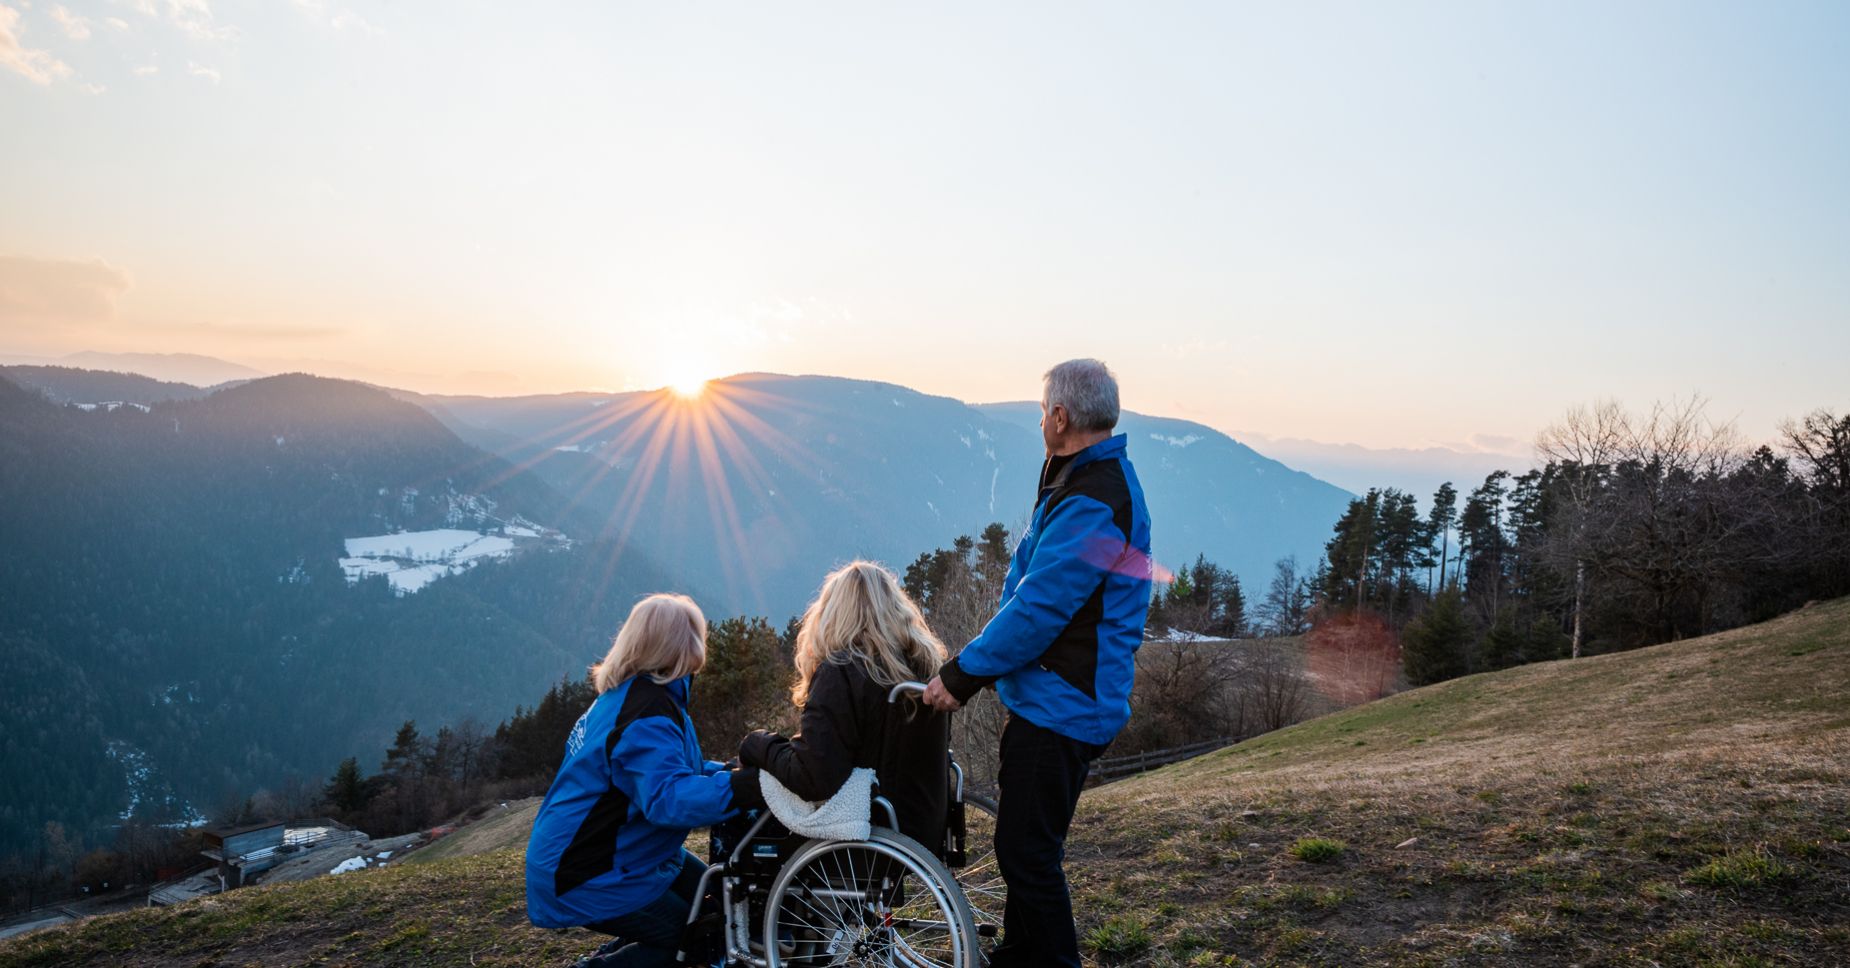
[739,560,951,851]
[525,593,764,968]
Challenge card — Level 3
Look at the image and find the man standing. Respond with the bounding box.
[923,358,1152,968]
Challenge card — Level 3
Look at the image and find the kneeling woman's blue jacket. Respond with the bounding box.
[525,675,751,928]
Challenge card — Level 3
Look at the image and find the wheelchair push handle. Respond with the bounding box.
[887,680,928,704]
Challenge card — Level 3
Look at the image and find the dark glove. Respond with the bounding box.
[728,766,766,813]
[739,729,782,768]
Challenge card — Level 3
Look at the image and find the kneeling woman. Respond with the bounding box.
[526,593,762,966]
[740,560,951,850]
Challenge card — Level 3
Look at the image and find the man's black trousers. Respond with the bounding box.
[989,713,1105,968]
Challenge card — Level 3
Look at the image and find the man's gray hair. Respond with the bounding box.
[1043,358,1120,432]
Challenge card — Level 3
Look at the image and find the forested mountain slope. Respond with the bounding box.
[0,366,214,406]
[0,374,684,856]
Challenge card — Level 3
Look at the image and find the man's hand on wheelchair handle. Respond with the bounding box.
[922,675,962,711]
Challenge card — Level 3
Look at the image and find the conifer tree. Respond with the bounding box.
[1401,589,1471,685]
[1324,490,1381,611]
[381,721,425,780]
[1459,472,1511,616]
[976,523,1012,586]
[1427,482,1458,592]
[697,616,792,751]
[1216,574,1248,638]
[324,757,368,814]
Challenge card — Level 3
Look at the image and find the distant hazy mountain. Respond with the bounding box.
[0,372,682,855]
[53,350,266,387]
[415,374,1355,618]
[1236,433,1534,501]
[978,403,1356,589]
[1,364,213,406]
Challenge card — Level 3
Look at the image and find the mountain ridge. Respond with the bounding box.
[412,372,1356,617]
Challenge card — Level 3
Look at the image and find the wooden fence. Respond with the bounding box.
[1089,736,1232,785]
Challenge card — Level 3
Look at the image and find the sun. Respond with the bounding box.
[661,358,714,399]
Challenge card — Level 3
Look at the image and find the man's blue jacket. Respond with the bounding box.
[939,433,1152,747]
[525,675,749,928]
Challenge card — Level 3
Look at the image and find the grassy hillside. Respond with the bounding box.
[406,800,541,867]
[3,599,1845,967]
[1065,597,1849,966]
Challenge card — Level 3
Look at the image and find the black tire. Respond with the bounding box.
[764,826,979,968]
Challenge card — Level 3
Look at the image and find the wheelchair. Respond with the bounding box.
[679,682,1004,967]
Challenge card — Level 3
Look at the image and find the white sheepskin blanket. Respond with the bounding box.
[759,767,875,841]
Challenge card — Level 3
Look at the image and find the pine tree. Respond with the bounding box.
[1482,610,1523,671]
[1375,489,1423,624]
[381,721,425,780]
[324,757,368,814]
[697,616,792,752]
[1401,589,1471,685]
[1427,482,1458,592]
[1459,472,1511,617]
[1324,491,1381,610]
[1217,575,1248,638]
[976,523,1011,586]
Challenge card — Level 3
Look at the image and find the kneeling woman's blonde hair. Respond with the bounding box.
[593,593,708,694]
[792,561,947,706]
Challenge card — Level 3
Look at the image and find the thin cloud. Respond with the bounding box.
[132,62,157,75]
[80,81,105,94]
[0,3,73,84]
[186,59,218,83]
[105,16,130,31]
[291,0,382,37]
[0,255,132,323]
[51,5,92,41]
[164,0,236,41]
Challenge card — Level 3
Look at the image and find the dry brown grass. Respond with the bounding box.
[1067,598,1850,965]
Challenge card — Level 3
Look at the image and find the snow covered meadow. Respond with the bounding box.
[338,524,558,594]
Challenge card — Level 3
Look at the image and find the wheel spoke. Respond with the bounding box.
[767,835,970,968]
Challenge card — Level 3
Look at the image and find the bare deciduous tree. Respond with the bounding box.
[1536,398,1628,658]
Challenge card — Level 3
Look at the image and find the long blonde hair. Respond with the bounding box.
[791,561,947,706]
[592,593,708,694]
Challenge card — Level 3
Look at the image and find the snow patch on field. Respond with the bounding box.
[344,529,513,561]
[340,523,566,595]
[1152,432,1204,448]
[340,529,514,594]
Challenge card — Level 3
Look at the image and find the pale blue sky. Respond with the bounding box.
[2,1,1846,451]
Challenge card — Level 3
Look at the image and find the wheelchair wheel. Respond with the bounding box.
[764,827,979,968]
[958,795,1006,957]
